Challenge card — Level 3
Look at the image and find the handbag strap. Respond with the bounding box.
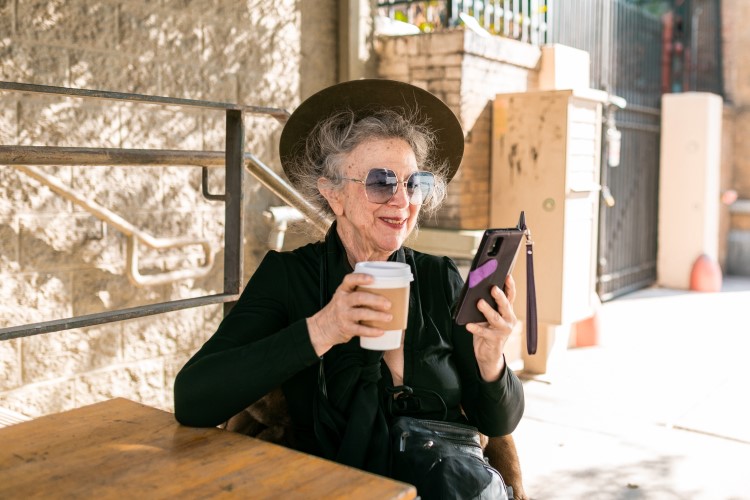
[518,212,538,355]
[385,385,448,421]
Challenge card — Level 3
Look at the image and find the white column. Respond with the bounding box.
[658,92,723,289]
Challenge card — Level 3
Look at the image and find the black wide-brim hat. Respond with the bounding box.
[279,79,464,188]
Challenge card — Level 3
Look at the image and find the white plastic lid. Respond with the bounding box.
[354,261,413,283]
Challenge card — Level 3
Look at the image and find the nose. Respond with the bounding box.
[389,180,411,207]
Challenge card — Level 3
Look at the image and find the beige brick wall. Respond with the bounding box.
[723,0,750,200]
[0,0,336,417]
[721,0,750,274]
[376,29,540,229]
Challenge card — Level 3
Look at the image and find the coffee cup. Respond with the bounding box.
[354,261,413,350]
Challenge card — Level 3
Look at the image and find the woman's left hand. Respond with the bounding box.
[465,275,519,382]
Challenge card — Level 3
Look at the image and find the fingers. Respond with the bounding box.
[466,286,517,337]
[339,273,392,313]
[504,275,517,304]
[322,273,396,338]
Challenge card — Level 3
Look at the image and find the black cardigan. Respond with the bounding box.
[174,226,524,465]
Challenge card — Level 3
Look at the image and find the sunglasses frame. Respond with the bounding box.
[342,168,435,206]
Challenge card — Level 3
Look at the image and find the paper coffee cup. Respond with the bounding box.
[354,261,413,350]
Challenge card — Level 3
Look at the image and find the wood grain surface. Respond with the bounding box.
[0,398,416,499]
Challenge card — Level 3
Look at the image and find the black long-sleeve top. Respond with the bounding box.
[174,227,524,457]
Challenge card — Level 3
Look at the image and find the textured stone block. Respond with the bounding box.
[202,71,239,103]
[197,111,225,151]
[157,11,203,63]
[157,166,206,211]
[121,307,205,361]
[0,272,71,328]
[129,204,203,238]
[17,98,91,146]
[70,164,162,212]
[0,339,21,391]
[75,359,167,410]
[72,102,123,148]
[160,61,207,101]
[70,50,147,96]
[0,378,76,418]
[116,3,159,56]
[162,0,215,12]
[0,1,12,38]
[202,302,224,329]
[71,267,137,316]
[21,326,121,383]
[3,42,68,86]
[19,214,107,272]
[0,217,19,269]
[0,95,18,143]
[68,0,117,50]
[214,0,255,21]
[118,106,202,149]
[16,0,70,45]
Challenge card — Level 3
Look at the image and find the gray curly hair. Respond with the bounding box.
[288,108,449,219]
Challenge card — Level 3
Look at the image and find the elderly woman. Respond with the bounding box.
[174,79,524,499]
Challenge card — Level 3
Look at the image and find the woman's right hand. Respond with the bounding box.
[306,273,393,356]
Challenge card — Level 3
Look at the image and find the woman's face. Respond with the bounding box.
[321,137,421,263]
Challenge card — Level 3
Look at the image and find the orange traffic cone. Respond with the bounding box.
[689,254,722,292]
[573,313,600,347]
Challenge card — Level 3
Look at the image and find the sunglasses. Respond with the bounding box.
[342,168,435,206]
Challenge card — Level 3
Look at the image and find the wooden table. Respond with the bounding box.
[0,398,416,499]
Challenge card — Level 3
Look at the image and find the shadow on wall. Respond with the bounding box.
[299,0,340,99]
[0,218,226,327]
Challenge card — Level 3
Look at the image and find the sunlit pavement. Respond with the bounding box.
[513,276,750,499]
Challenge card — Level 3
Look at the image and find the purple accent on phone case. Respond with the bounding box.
[468,259,497,288]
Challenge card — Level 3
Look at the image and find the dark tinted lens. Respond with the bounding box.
[406,172,435,205]
[364,168,397,204]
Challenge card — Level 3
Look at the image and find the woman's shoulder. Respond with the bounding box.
[262,239,324,268]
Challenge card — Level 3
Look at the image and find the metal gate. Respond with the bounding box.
[550,0,664,301]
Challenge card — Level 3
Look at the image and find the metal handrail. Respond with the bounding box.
[13,164,214,287]
[0,146,332,236]
[0,81,290,121]
[0,81,331,341]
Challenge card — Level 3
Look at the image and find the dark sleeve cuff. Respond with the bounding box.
[290,317,322,365]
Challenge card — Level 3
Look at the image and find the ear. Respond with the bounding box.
[318,177,344,216]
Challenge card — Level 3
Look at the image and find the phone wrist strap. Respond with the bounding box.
[523,226,538,355]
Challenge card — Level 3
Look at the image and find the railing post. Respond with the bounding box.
[447,0,459,27]
[224,109,244,316]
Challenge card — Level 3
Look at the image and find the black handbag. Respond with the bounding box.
[389,416,510,500]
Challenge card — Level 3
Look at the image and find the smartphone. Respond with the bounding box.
[453,219,525,326]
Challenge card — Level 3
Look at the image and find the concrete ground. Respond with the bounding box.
[512,276,750,500]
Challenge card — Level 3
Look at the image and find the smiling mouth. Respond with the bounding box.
[380,217,406,227]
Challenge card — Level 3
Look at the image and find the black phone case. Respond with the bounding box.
[453,227,524,326]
